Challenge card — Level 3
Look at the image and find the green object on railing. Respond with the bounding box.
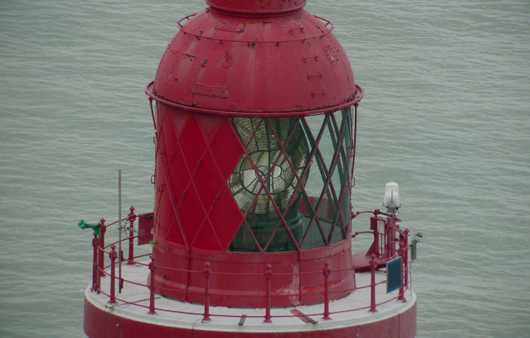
[78,220,100,236]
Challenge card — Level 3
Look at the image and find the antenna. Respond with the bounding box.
[118,169,123,292]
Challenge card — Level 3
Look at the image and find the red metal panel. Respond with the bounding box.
[179,117,207,173]
[178,187,207,245]
[137,212,154,245]
[193,152,225,209]
[154,105,191,247]
[164,140,187,201]
[208,187,244,248]
[154,108,245,251]
[186,116,245,250]
[154,173,185,246]
[209,119,245,177]
[194,222,224,250]
[152,239,353,307]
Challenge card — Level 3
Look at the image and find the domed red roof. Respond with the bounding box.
[148,1,362,116]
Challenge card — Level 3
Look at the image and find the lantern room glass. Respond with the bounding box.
[229,108,355,252]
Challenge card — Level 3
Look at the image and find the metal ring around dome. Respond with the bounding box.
[145,82,363,118]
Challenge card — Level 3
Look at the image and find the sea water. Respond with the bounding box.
[1,1,529,337]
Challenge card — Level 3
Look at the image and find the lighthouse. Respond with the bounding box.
[82,1,417,337]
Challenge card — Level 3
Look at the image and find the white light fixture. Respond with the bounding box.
[383,182,401,214]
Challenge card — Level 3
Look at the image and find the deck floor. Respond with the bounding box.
[86,257,416,332]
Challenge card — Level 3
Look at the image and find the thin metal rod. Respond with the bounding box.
[118,169,123,292]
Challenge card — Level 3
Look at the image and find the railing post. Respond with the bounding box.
[322,263,331,320]
[127,206,136,265]
[370,254,377,313]
[398,229,408,302]
[403,228,409,288]
[202,262,211,322]
[391,216,398,257]
[264,264,272,323]
[119,248,124,292]
[370,212,380,257]
[148,258,156,314]
[98,218,106,277]
[383,217,390,259]
[353,266,357,290]
[109,245,117,304]
[91,233,98,292]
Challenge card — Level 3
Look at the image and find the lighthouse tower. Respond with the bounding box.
[83,1,417,337]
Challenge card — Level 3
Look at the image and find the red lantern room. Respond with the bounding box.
[82,1,417,337]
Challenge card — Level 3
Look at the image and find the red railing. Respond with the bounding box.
[88,208,410,323]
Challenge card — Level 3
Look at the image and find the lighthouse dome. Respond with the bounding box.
[149,0,362,116]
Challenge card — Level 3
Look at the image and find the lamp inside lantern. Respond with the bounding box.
[229,117,309,251]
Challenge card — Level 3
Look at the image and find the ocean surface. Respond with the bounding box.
[1,0,529,337]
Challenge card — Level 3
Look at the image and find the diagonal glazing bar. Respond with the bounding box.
[301,112,347,245]
[260,116,331,250]
[326,110,353,241]
[242,145,302,251]
[265,118,329,247]
[324,112,350,243]
[299,115,340,244]
[306,114,347,241]
[230,118,269,251]
[258,117,312,251]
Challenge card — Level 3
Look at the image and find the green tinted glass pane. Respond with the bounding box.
[229,117,308,251]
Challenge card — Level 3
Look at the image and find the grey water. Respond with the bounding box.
[1,0,529,337]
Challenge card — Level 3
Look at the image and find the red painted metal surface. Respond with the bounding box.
[109,245,117,304]
[154,107,245,251]
[146,0,362,308]
[137,212,154,245]
[147,1,362,116]
[152,238,354,307]
[84,299,416,338]
[91,234,98,292]
[148,261,156,315]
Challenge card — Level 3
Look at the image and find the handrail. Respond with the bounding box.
[88,208,411,323]
[93,208,407,273]
[99,258,401,319]
[104,216,129,229]
[103,235,138,250]
[93,248,407,323]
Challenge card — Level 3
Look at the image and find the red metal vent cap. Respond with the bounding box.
[207,0,306,15]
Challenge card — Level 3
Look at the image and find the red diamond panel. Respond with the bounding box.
[170,109,191,139]
[164,115,244,251]
[177,187,205,245]
[195,114,223,144]
[166,146,188,199]
[162,194,185,246]
[193,151,225,211]
[179,117,207,173]
[208,187,244,249]
[193,222,223,250]
[209,120,245,178]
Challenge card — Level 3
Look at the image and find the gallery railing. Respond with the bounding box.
[84,208,410,323]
